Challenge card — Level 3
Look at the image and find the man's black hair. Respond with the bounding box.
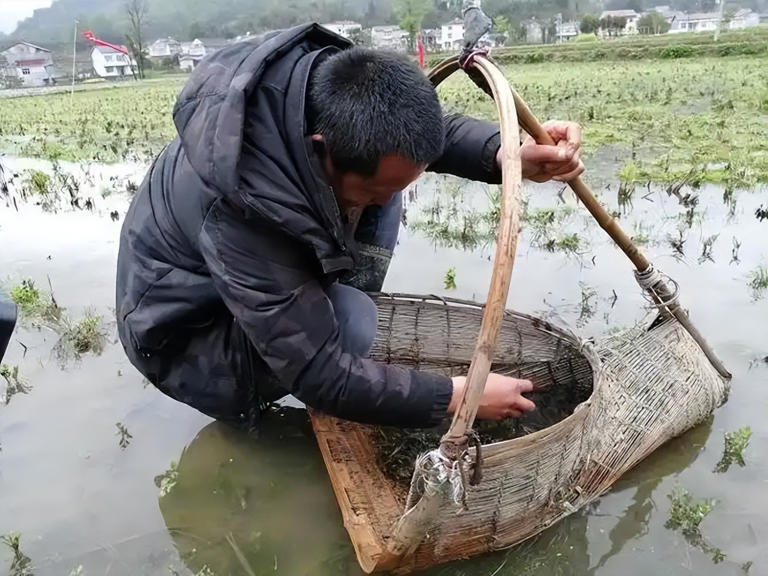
[308,47,445,176]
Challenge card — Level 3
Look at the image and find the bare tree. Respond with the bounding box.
[125,0,148,79]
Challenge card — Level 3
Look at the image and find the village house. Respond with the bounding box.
[673,12,719,32]
[421,29,439,52]
[599,9,640,34]
[370,25,409,52]
[0,42,54,87]
[439,19,464,51]
[178,38,229,71]
[90,45,135,78]
[148,37,182,58]
[666,8,759,32]
[321,21,363,40]
[729,8,760,29]
[522,18,543,44]
[556,20,581,41]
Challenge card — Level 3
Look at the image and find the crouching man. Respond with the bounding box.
[116,24,584,429]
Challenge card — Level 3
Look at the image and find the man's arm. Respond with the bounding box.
[199,198,453,427]
[429,115,586,184]
[427,114,501,183]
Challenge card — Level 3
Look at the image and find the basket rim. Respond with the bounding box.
[370,291,604,451]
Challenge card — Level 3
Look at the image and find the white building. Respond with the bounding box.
[0,42,54,87]
[178,38,229,71]
[421,28,440,52]
[556,20,580,41]
[439,19,465,51]
[674,12,720,32]
[668,8,760,33]
[667,11,691,32]
[729,8,760,29]
[371,25,409,52]
[90,46,135,78]
[321,21,363,40]
[522,18,543,44]
[148,37,182,58]
[599,9,640,34]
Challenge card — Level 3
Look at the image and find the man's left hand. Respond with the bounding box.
[496,120,584,183]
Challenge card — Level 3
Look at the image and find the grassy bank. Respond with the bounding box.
[428,27,768,65]
[438,56,766,187]
[0,80,182,163]
[0,53,765,188]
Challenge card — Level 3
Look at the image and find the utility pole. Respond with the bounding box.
[71,19,78,107]
[714,0,725,42]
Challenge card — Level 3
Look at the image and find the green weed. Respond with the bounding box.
[9,280,40,316]
[748,266,768,299]
[9,279,64,327]
[155,460,179,498]
[699,234,719,264]
[631,223,651,246]
[116,422,133,450]
[714,426,752,473]
[619,160,641,182]
[545,233,582,255]
[667,227,687,259]
[26,170,50,195]
[0,532,32,576]
[666,487,714,536]
[0,365,31,405]
[54,313,107,363]
[444,267,457,290]
[665,487,725,564]
[522,206,583,255]
[577,283,598,327]
[731,237,741,264]
[410,180,496,250]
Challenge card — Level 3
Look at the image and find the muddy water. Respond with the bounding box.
[0,158,766,576]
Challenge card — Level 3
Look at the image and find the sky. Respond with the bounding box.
[0,0,54,34]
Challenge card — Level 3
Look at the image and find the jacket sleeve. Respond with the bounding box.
[199,198,453,427]
[428,113,502,184]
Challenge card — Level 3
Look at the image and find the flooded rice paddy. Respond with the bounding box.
[0,151,766,576]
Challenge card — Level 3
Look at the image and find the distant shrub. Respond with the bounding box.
[574,33,598,42]
[590,48,606,60]
[660,45,695,58]
[524,51,547,63]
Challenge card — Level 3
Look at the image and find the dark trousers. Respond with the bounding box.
[139,192,403,428]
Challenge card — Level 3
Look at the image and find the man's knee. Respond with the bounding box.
[326,283,378,357]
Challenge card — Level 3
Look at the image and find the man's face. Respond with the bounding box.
[326,153,426,210]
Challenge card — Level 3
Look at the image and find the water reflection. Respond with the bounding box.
[586,415,713,575]
[157,408,361,576]
[157,407,714,576]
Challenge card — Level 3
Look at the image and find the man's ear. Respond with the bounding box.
[311,134,326,156]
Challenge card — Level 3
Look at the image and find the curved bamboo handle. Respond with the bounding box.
[428,55,523,454]
[429,56,730,380]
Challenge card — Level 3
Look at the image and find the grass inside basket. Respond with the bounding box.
[372,363,594,494]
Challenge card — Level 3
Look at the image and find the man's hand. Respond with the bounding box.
[449,373,536,420]
[497,120,584,183]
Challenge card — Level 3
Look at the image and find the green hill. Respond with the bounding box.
[10,0,394,45]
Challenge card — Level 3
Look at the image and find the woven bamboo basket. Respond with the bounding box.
[309,54,731,574]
